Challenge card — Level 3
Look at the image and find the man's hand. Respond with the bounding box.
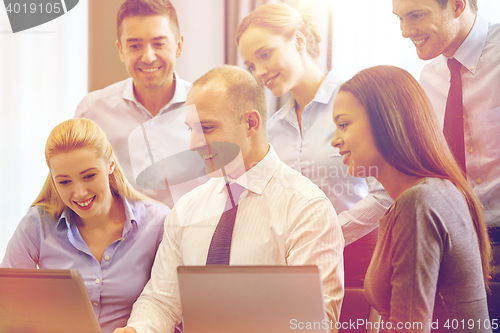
[113,327,137,333]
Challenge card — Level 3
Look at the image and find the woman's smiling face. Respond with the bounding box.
[238,25,304,97]
[331,91,385,178]
[50,148,115,223]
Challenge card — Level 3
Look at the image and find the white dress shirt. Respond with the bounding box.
[420,15,500,227]
[126,145,344,333]
[267,71,393,244]
[75,73,194,208]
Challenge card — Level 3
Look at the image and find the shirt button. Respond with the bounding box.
[470,65,475,70]
[104,255,110,261]
[121,238,125,241]
[477,178,482,184]
[469,147,474,154]
[95,278,100,284]
[303,127,308,131]
[93,302,98,306]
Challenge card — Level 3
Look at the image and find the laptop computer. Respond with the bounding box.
[177,265,329,333]
[0,268,102,333]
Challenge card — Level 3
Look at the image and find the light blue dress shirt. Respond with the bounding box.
[1,197,169,333]
[267,71,393,245]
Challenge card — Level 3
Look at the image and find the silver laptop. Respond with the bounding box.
[0,268,102,333]
[177,265,329,333]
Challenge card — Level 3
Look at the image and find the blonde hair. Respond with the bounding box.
[341,65,491,290]
[236,3,322,58]
[32,118,153,219]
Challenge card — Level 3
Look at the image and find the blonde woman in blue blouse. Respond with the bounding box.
[1,118,169,333]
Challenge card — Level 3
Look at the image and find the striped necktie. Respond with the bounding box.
[206,182,246,265]
[443,57,466,173]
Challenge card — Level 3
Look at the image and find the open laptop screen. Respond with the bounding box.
[177,265,329,333]
[0,268,102,333]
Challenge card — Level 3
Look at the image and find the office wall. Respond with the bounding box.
[88,0,129,92]
[0,3,88,260]
[171,0,225,82]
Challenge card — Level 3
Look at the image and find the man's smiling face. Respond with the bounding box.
[393,0,463,60]
[185,86,247,178]
[117,15,182,93]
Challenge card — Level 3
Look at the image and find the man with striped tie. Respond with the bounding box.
[113,65,344,333]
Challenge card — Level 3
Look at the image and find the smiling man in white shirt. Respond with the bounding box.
[393,0,500,281]
[113,65,344,333]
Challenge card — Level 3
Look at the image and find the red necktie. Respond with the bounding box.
[443,58,466,173]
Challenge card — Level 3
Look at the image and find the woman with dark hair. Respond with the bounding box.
[331,65,491,330]
[236,2,393,288]
[1,118,169,333]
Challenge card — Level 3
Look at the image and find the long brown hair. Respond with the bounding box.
[340,65,490,289]
[32,118,153,219]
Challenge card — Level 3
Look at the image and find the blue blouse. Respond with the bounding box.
[1,197,169,333]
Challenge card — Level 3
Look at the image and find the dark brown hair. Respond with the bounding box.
[117,0,180,41]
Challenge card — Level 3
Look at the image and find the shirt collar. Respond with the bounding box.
[166,72,189,109]
[122,72,188,113]
[274,71,339,121]
[452,15,488,74]
[214,144,280,196]
[122,77,136,103]
[312,71,340,104]
[56,208,73,231]
[120,197,138,236]
[55,197,138,234]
